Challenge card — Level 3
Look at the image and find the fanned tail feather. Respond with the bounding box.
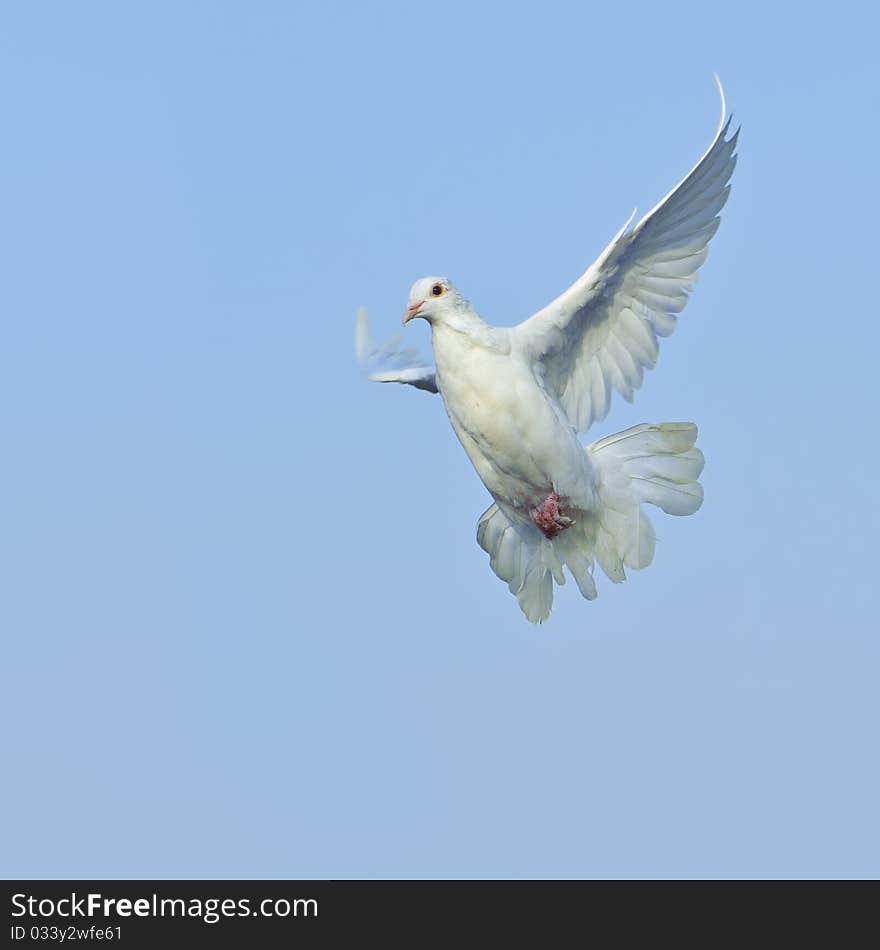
[476,423,704,623]
[587,422,703,584]
[476,506,583,624]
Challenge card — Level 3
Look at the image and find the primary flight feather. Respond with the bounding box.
[357,78,738,622]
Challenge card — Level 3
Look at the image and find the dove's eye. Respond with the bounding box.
[432,284,444,296]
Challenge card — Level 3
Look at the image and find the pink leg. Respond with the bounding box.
[530,492,574,539]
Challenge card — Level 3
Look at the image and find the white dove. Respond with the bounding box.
[357,78,738,622]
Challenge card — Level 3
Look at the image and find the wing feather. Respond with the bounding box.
[355,308,438,394]
[515,77,738,432]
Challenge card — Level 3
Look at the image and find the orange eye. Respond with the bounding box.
[431,284,443,296]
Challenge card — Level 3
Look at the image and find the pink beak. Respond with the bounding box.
[403,300,425,325]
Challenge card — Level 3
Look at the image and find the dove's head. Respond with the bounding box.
[403,277,469,326]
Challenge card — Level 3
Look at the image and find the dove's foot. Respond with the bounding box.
[530,492,573,539]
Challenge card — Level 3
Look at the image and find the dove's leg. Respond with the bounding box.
[530,492,574,539]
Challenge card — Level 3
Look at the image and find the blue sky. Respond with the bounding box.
[2,1,877,878]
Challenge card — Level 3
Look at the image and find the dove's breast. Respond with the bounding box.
[432,326,595,513]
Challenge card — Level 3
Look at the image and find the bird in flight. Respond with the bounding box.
[357,78,738,622]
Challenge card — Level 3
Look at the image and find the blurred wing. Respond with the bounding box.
[515,76,738,433]
[355,308,438,394]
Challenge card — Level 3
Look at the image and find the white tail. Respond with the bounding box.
[476,423,704,623]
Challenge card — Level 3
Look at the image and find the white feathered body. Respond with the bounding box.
[431,316,705,622]
[431,320,597,519]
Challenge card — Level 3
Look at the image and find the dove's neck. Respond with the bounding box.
[431,305,498,348]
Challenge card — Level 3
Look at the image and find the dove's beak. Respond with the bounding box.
[403,300,425,325]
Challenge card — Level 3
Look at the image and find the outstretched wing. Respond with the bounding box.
[355,308,438,394]
[514,76,738,433]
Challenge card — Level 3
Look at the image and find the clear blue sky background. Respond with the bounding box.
[2,1,877,879]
